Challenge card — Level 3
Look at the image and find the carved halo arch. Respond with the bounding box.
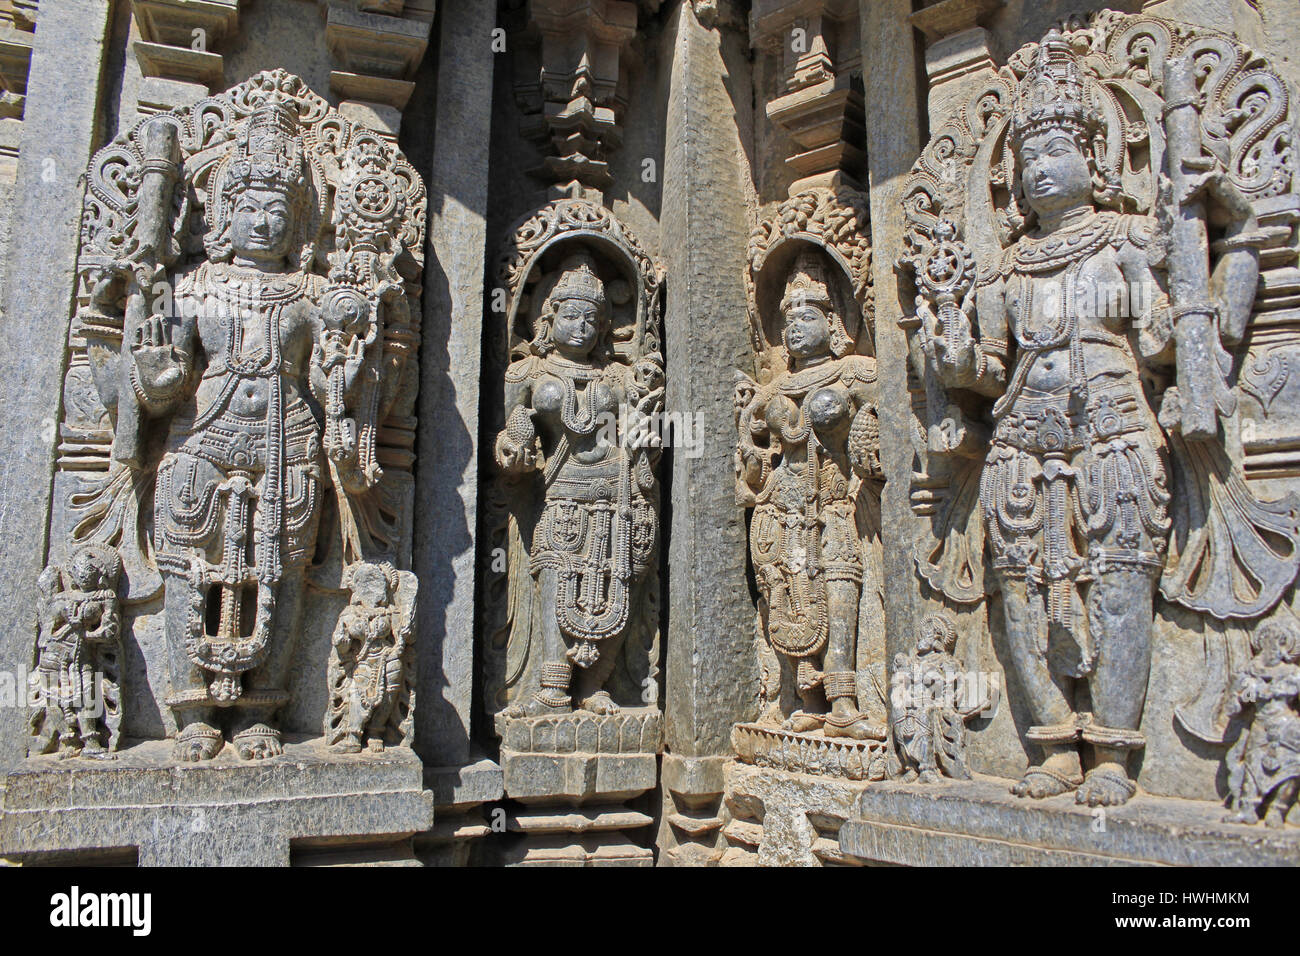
[745,186,874,383]
[495,198,664,366]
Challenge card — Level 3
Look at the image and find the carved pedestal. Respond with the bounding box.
[488,709,662,866]
[839,776,1300,866]
[0,737,432,866]
[720,760,877,866]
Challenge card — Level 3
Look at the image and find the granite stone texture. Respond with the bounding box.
[1,0,1299,868]
[0,738,433,866]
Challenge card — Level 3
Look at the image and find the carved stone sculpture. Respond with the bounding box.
[892,613,992,783]
[487,202,664,720]
[1224,618,1300,827]
[325,561,416,754]
[735,187,888,761]
[28,544,124,759]
[900,16,1300,806]
[64,70,426,762]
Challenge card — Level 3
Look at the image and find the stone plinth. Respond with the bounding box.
[487,708,662,866]
[721,759,876,866]
[0,736,433,866]
[731,723,890,782]
[495,707,662,803]
[839,775,1300,866]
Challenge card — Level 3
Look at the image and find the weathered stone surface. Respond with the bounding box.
[497,708,663,802]
[0,737,433,866]
[661,0,758,761]
[3,0,1300,870]
[412,0,495,770]
[721,759,875,866]
[841,775,1300,866]
[0,0,114,774]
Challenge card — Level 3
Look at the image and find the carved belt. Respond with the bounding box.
[994,383,1143,455]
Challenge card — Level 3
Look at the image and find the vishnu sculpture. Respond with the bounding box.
[902,19,1300,805]
[491,240,663,717]
[58,71,425,761]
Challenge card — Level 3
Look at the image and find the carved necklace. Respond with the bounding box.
[1013,211,1118,273]
[542,354,606,436]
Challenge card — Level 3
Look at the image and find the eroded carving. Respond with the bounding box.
[325,561,415,753]
[28,545,124,759]
[892,614,995,783]
[1223,618,1300,827]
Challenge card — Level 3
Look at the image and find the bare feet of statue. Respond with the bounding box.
[578,691,621,715]
[1075,761,1137,807]
[1011,751,1083,798]
[233,722,283,760]
[508,690,573,718]
[823,701,887,740]
[174,721,223,762]
[331,732,364,754]
[783,711,823,733]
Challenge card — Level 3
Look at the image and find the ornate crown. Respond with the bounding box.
[222,98,309,201]
[780,251,832,314]
[551,254,606,308]
[1009,29,1100,149]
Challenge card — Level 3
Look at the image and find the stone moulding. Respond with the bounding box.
[731,722,889,782]
[0,737,432,865]
[839,775,1300,866]
[494,708,663,804]
[495,707,663,756]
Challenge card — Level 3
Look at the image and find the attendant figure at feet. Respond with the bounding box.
[326,562,414,754]
[1224,619,1300,828]
[29,545,123,759]
[495,253,662,717]
[736,251,886,741]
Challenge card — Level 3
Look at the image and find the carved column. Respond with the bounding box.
[750,0,863,194]
[657,0,758,866]
[908,0,1002,128]
[0,0,113,773]
[323,0,435,138]
[412,0,505,865]
[860,0,925,696]
[0,0,34,306]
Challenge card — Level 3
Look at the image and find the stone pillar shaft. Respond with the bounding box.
[0,0,114,772]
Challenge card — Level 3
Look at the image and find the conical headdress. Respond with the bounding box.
[1009,29,1101,149]
[780,250,833,315]
[220,97,309,202]
[551,253,607,308]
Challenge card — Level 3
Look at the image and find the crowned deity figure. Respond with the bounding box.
[909,29,1282,805]
[736,251,886,741]
[494,252,662,716]
[128,100,338,761]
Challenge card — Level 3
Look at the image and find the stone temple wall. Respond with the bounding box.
[0,0,1297,867]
